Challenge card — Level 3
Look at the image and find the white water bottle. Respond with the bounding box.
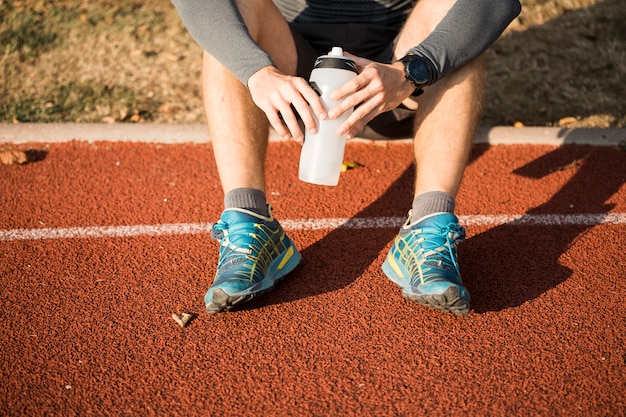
[298,47,357,186]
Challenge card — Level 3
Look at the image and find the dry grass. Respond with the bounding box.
[1,0,204,123]
[483,0,626,128]
[1,0,625,127]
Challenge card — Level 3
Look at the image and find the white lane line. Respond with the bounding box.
[1,213,625,242]
[459,213,626,226]
[0,223,214,242]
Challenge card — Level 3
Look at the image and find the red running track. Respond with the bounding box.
[1,140,625,416]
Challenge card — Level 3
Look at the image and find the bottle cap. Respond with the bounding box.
[329,47,343,57]
[313,47,357,72]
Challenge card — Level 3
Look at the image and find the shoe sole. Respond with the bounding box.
[206,287,274,314]
[403,286,470,316]
[205,244,301,314]
[383,257,470,316]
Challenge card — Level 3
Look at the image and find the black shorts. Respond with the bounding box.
[289,22,415,139]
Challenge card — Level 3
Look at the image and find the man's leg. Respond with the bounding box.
[202,0,297,196]
[201,0,302,314]
[382,0,485,315]
[395,0,485,204]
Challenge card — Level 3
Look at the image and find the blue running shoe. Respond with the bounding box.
[205,206,301,314]
[382,212,470,315]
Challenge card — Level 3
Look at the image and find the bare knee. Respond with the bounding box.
[430,56,485,98]
[413,55,485,122]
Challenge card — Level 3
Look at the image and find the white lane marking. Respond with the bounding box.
[0,213,625,242]
[459,213,626,226]
[0,223,214,242]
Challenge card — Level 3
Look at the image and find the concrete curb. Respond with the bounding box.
[1,123,624,146]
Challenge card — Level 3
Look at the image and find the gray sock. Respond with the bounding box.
[224,188,269,217]
[410,191,455,224]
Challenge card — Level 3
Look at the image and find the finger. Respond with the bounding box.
[266,109,291,140]
[290,97,318,135]
[290,80,326,130]
[327,85,370,120]
[300,86,327,121]
[338,99,384,139]
[341,112,371,140]
[330,76,363,102]
[278,103,304,141]
[344,53,373,71]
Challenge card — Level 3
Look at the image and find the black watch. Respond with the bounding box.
[400,54,431,95]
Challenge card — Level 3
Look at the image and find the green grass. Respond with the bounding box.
[0,0,162,122]
[2,81,150,123]
[0,0,195,123]
[0,1,59,57]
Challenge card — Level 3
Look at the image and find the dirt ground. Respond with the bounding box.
[1,0,625,128]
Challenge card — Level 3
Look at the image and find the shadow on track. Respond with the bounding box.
[243,165,414,310]
[245,146,492,310]
[463,144,625,313]
[235,143,623,314]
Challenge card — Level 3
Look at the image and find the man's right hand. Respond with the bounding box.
[247,66,327,142]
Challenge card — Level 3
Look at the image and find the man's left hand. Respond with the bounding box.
[327,52,416,139]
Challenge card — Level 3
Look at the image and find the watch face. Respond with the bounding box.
[407,57,429,85]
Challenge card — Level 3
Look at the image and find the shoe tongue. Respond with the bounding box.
[221,208,264,224]
[410,212,456,228]
[407,212,464,242]
[219,209,268,246]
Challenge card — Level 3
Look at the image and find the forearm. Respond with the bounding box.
[408,0,522,84]
[171,0,275,85]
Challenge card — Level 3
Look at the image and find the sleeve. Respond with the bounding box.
[406,0,522,85]
[171,0,276,86]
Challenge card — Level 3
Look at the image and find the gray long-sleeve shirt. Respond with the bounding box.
[171,0,521,86]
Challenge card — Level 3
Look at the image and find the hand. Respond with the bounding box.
[327,53,416,139]
[247,66,327,142]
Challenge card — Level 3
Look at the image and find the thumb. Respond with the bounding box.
[342,51,372,71]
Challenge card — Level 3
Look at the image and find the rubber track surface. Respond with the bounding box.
[1,141,625,416]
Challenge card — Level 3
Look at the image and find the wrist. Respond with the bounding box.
[247,65,277,89]
[399,54,434,95]
[392,61,418,96]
